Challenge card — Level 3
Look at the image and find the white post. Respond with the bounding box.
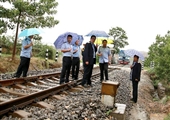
[152,61,154,68]
[55,51,59,61]
[0,46,2,57]
[150,61,154,69]
[141,61,144,70]
[45,49,48,61]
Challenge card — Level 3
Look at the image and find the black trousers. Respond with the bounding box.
[15,56,30,77]
[60,57,72,84]
[99,63,109,81]
[132,80,139,102]
[82,58,85,68]
[82,64,94,86]
[72,57,80,79]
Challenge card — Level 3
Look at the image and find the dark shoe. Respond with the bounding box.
[60,82,64,85]
[65,79,69,83]
[130,98,134,101]
[13,75,19,78]
[81,84,87,88]
[12,73,19,78]
[130,98,137,103]
[87,84,93,87]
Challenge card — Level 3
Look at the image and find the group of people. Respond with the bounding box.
[14,34,141,103]
[59,34,142,103]
[60,35,112,86]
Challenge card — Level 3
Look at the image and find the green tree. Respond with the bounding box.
[0,0,13,2]
[146,31,170,83]
[0,0,59,60]
[0,5,7,34]
[0,35,13,48]
[108,27,128,54]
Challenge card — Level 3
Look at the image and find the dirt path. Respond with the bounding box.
[129,70,153,120]
[119,67,150,120]
[117,66,169,120]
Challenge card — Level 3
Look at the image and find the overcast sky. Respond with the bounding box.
[5,0,170,52]
[40,0,170,52]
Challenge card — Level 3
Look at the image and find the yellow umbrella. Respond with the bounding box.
[94,38,114,45]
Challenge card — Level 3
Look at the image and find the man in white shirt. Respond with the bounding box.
[97,40,111,82]
[72,40,80,80]
[60,35,73,84]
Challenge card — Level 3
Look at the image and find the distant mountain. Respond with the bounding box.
[114,50,148,60]
[139,51,148,57]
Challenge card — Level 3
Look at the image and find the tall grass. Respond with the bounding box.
[164,114,170,120]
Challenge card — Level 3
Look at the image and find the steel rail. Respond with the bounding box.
[0,71,100,116]
[0,67,116,117]
[0,67,100,87]
[0,72,61,87]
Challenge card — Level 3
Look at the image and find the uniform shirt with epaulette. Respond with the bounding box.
[72,45,80,57]
[20,37,32,58]
[97,46,111,63]
[61,42,73,57]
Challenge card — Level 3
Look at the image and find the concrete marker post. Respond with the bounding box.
[152,61,154,68]
[0,46,2,57]
[45,49,48,61]
[45,49,49,69]
[141,61,144,70]
[55,51,59,61]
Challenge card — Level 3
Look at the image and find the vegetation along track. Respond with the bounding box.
[0,66,116,118]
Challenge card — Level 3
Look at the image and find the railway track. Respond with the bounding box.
[0,66,117,119]
[110,64,128,67]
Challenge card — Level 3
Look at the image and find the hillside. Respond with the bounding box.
[0,55,62,73]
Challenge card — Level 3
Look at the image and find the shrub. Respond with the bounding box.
[33,45,56,60]
[164,114,170,120]
[0,35,57,60]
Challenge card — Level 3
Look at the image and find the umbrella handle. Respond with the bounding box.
[97,38,98,45]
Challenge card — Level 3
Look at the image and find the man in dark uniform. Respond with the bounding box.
[82,35,97,87]
[130,55,141,103]
[60,35,73,84]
